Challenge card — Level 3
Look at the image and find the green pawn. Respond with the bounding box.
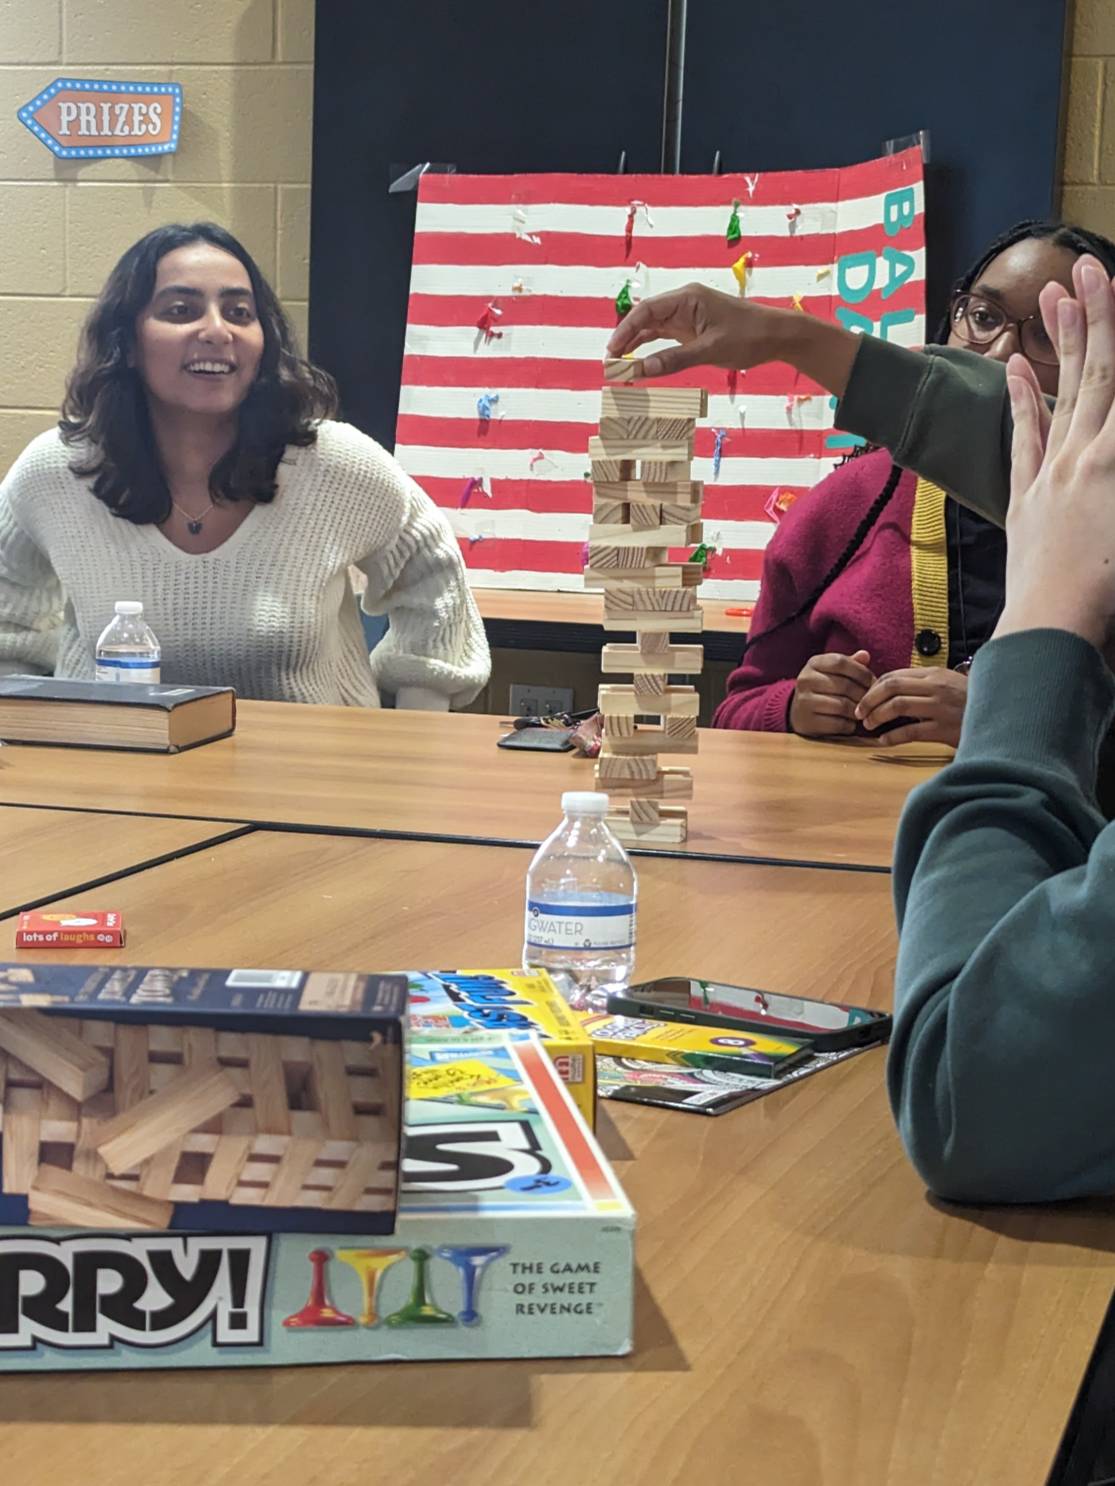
[687,542,715,565]
[615,280,634,320]
[384,1247,456,1327]
[726,200,741,246]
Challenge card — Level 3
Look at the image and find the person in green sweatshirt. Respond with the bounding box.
[607,256,1115,1202]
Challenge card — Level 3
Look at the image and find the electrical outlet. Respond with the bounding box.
[509,684,574,718]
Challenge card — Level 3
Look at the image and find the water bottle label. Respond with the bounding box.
[95,658,160,684]
[525,900,635,951]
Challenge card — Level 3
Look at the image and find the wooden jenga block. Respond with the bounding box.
[594,480,702,506]
[583,565,700,591]
[591,497,627,525]
[600,385,708,418]
[72,1092,113,1182]
[605,587,698,615]
[262,1110,324,1207]
[40,1080,79,1143]
[661,502,703,525]
[586,543,667,570]
[0,1011,110,1103]
[600,684,700,718]
[598,768,694,800]
[595,753,657,782]
[629,799,662,827]
[588,436,692,463]
[604,713,635,738]
[95,1063,242,1175]
[641,460,693,482]
[588,523,692,546]
[114,1023,150,1112]
[602,642,704,673]
[326,1143,393,1211]
[590,458,635,483]
[608,806,689,845]
[143,1025,222,1198]
[599,416,694,443]
[629,503,662,531]
[639,630,671,653]
[601,727,700,756]
[309,1041,359,1140]
[29,1164,173,1231]
[200,1107,257,1200]
[603,357,641,381]
[633,672,668,704]
[3,1086,41,1194]
[248,1035,291,1134]
[665,715,698,740]
[602,609,704,633]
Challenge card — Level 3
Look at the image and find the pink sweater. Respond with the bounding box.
[714,450,947,731]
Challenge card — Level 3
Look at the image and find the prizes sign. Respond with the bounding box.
[18,78,182,160]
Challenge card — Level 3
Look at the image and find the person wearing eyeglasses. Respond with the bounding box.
[706,220,1115,748]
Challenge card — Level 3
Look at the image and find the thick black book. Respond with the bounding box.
[0,676,236,753]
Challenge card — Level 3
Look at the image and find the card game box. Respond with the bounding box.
[15,911,125,949]
[0,962,407,1234]
[0,1037,635,1371]
[406,968,595,1126]
[577,1011,811,1077]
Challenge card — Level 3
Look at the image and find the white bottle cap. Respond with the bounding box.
[114,600,143,616]
[561,791,608,815]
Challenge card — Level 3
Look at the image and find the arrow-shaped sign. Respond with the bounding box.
[18,78,182,160]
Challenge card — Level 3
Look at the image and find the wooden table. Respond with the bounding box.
[5,831,1113,1486]
[0,706,944,869]
[0,805,247,917]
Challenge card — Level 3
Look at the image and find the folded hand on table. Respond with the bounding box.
[788,650,875,738]
[855,667,968,747]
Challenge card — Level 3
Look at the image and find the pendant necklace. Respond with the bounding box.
[170,494,215,536]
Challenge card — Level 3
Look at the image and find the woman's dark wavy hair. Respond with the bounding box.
[744,217,1115,656]
[59,221,338,522]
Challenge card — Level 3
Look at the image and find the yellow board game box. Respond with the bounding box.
[406,969,596,1126]
[577,1012,812,1078]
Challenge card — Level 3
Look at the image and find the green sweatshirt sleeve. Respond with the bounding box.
[888,628,1115,1203]
[837,336,1014,527]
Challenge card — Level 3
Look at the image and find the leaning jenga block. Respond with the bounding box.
[2,1086,41,1194]
[95,1062,243,1174]
[0,1010,109,1102]
[199,1107,257,1200]
[261,1110,325,1207]
[28,1163,173,1230]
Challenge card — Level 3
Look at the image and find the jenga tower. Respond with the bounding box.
[585,362,709,846]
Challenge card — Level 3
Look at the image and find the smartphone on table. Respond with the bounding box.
[606,977,891,1053]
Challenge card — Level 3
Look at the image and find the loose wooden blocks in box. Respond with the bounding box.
[0,963,406,1232]
[587,374,710,845]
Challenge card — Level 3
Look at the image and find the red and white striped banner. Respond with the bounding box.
[397,149,926,600]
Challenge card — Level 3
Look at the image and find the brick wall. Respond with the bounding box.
[0,0,313,476]
[1064,1,1115,236]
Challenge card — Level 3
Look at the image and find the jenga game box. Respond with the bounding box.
[0,1037,635,1372]
[0,963,406,1235]
[405,969,595,1126]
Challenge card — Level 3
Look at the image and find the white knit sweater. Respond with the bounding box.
[0,422,489,710]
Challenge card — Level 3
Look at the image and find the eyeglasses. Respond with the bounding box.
[949,292,1058,365]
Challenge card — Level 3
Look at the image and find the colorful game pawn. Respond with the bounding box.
[435,1245,509,1326]
[282,1248,356,1328]
[384,1247,456,1327]
[589,369,709,845]
[336,1248,408,1327]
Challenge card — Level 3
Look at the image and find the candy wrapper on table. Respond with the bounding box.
[0,1037,634,1371]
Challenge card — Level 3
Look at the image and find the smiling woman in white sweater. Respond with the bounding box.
[0,222,489,710]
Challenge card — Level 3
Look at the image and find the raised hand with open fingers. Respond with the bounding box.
[996,255,1115,653]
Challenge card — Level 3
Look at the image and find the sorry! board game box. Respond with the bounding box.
[0,1037,635,1371]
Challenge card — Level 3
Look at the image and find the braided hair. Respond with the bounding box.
[743,217,1115,656]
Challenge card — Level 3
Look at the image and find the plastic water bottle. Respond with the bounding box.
[95,600,161,684]
[523,791,637,1011]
